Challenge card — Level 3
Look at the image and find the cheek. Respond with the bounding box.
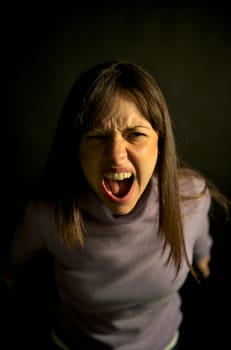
[142,137,158,160]
[79,148,90,175]
[79,149,101,183]
[151,134,159,159]
[143,139,159,173]
[80,154,94,174]
[146,152,158,175]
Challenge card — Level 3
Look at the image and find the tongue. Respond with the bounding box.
[108,179,129,197]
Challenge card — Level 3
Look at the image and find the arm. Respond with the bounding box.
[193,190,213,279]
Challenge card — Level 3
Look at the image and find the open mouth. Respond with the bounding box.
[103,172,134,198]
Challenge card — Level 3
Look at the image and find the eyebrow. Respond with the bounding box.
[125,125,151,131]
[92,125,151,133]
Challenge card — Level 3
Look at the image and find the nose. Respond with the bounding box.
[106,135,128,164]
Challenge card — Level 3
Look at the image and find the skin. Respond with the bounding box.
[196,255,211,278]
[78,96,159,216]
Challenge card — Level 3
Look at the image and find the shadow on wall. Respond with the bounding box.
[3,3,231,195]
[1,3,231,349]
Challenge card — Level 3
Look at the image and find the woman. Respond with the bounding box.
[8,60,229,349]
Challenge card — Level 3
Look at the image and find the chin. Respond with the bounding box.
[109,202,137,216]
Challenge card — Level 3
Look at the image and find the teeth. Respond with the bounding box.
[105,172,132,181]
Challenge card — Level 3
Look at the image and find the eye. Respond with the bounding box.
[130,132,145,137]
[127,132,147,140]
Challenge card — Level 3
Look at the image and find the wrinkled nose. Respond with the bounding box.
[106,136,127,164]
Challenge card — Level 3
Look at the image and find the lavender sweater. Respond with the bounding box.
[11,175,212,350]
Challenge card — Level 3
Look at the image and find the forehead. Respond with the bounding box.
[95,96,151,130]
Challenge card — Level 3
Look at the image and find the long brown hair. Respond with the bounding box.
[36,60,229,278]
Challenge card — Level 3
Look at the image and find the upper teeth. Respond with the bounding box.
[105,172,132,180]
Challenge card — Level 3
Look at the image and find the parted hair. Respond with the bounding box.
[35,60,229,278]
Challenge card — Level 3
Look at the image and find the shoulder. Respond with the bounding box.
[22,199,55,223]
[178,169,211,215]
[179,171,207,197]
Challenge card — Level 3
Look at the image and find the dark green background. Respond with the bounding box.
[1,2,231,348]
[3,2,231,200]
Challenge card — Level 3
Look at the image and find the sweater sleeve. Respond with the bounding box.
[192,185,213,263]
[180,175,213,263]
[193,208,213,263]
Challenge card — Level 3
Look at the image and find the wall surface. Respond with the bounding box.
[1,2,231,348]
[2,2,231,199]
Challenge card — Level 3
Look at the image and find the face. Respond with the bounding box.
[78,96,159,215]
